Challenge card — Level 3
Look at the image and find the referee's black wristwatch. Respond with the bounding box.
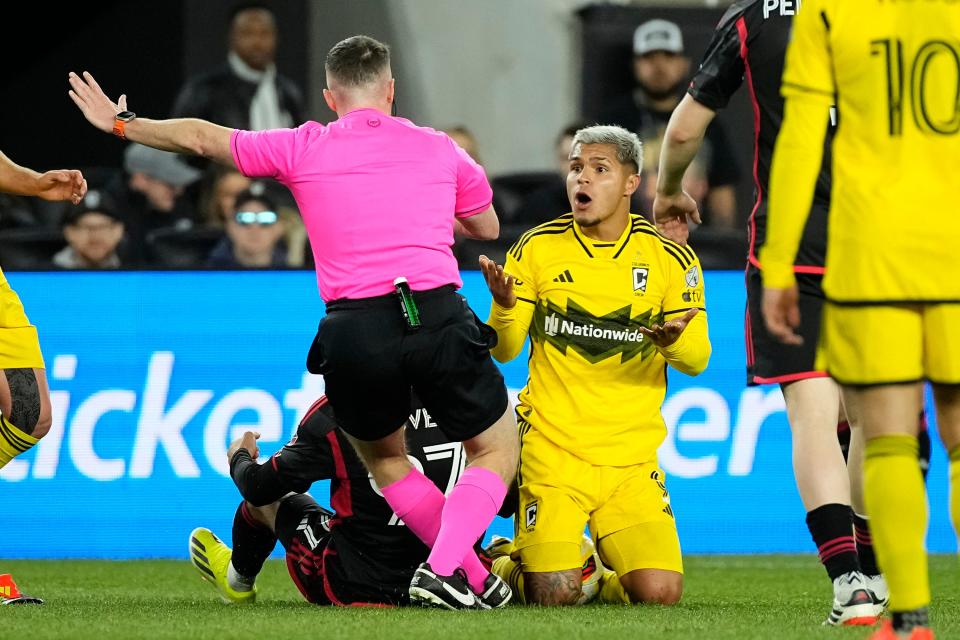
[113,110,136,139]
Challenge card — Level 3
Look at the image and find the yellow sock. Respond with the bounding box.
[0,415,39,469]
[864,435,929,612]
[598,568,629,604]
[950,444,960,553]
[492,555,526,604]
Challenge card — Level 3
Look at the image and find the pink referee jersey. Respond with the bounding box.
[230,108,493,302]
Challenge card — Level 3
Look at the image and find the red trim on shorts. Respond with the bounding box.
[793,265,826,275]
[737,17,763,268]
[751,371,829,385]
[327,431,353,517]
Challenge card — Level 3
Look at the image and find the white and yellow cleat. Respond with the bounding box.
[189,527,257,605]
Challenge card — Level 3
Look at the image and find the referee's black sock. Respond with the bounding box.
[806,503,860,580]
[231,501,277,580]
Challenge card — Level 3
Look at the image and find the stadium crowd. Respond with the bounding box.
[0,6,742,273]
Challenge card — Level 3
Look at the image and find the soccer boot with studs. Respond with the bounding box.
[189,527,257,605]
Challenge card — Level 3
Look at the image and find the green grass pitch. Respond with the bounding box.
[2,556,957,639]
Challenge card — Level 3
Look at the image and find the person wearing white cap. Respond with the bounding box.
[600,18,740,229]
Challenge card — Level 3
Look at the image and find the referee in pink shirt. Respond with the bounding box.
[68,35,518,611]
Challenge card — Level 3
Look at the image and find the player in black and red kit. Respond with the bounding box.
[651,0,923,626]
[188,394,502,607]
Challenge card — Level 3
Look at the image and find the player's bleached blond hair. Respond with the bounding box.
[571,125,643,174]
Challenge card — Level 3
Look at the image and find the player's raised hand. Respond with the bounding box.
[36,169,88,204]
[762,285,803,345]
[68,71,127,134]
[479,255,516,309]
[227,431,261,463]
[652,190,702,246]
[639,308,700,347]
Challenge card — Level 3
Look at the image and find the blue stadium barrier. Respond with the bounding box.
[1,270,954,558]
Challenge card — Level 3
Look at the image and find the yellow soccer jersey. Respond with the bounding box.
[762,0,960,302]
[488,213,711,467]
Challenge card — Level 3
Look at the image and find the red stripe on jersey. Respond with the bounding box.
[327,430,353,517]
[300,395,329,427]
[737,16,763,270]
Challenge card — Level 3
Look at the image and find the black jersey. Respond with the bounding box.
[687,0,834,270]
[230,394,466,603]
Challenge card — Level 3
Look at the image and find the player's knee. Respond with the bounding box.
[30,409,52,440]
[244,501,277,529]
[524,570,582,606]
[4,368,47,438]
[623,573,683,605]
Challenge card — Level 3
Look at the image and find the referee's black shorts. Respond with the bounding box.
[745,264,828,386]
[307,285,509,442]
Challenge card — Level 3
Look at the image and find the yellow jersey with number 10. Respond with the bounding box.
[782,0,960,302]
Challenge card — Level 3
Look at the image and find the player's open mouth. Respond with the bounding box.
[574,192,592,207]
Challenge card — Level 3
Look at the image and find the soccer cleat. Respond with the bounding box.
[475,571,512,609]
[483,535,515,560]
[824,571,884,626]
[865,573,890,608]
[0,574,43,605]
[867,620,934,640]
[409,562,480,610]
[189,527,256,605]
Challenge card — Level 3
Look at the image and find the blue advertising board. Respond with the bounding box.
[1,270,954,558]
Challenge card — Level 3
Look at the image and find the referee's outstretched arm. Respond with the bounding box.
[68,71,236,168]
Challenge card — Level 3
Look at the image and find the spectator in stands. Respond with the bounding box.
[198,164,252,228]
[443,126,482,165]
[516,123,583,226]
[53,189,124,269]
[599,19,739,229]
[171,4,304,132]
[107,143,202,264]
[206,184,287,268]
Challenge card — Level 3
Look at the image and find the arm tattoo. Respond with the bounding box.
[525,569,582,606]
[4,368,41,434]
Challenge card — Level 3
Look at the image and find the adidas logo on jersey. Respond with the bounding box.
[553,269,574,283]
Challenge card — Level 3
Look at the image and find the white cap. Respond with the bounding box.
[633,19,684,56]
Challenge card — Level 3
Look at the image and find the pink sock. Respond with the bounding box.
[428,467,507,590]
[380,468,492,592]
[381,468,443,544]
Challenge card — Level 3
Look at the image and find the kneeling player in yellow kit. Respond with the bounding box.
[0,149,86,605]
[479,125,710,605]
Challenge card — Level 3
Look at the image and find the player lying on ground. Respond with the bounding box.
[190,394,509,608]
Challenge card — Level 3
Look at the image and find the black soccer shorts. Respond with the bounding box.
[745,264,827,386]
[307,285,509,442]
